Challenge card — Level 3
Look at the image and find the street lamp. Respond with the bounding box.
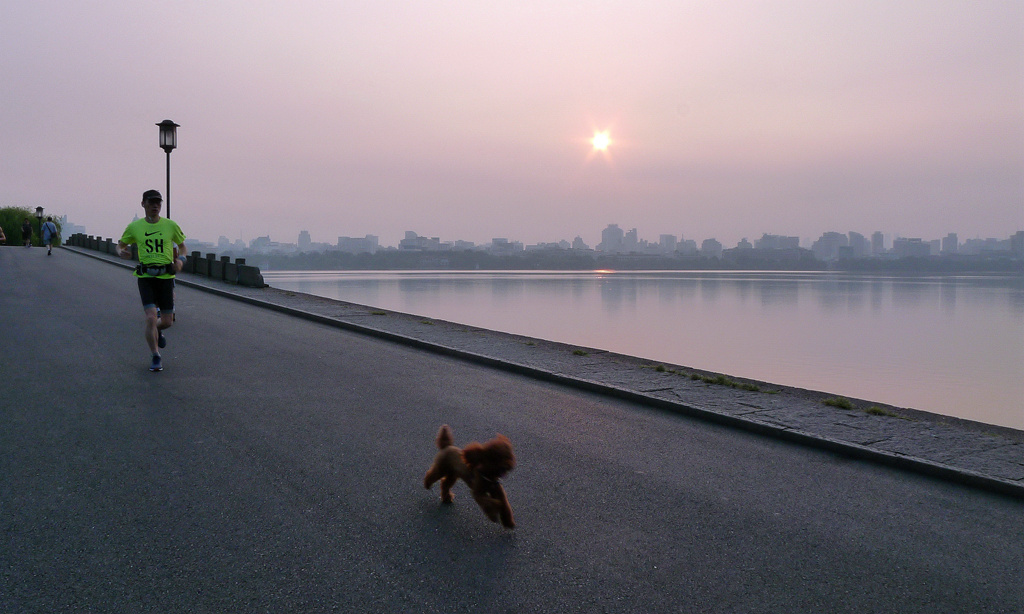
[35,206,44,247]
[157,119,179,218]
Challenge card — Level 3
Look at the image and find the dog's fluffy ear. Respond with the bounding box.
[463,436,516,478]
[488,436,516,476]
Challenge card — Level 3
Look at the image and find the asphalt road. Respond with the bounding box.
[2,246,1022,613]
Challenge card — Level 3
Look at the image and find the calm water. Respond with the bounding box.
[263,270,1024,430]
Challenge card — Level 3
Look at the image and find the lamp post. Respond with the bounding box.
[156,120,179,219]
[35,206,44,247]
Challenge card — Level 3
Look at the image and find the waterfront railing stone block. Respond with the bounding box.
[237,265,266,288]
[209,253,223,280]
[69,233,267,288]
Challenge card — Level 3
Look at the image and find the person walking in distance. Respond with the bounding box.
[22,218,32,247]
[117,190,187,372]
[41,216,58,255]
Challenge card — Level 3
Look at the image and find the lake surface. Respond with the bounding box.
[262,270,1024,431]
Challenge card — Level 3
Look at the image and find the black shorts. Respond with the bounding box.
[137,277,175,313]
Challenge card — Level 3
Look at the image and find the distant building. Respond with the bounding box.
[298,230,312,251]
[942,233,959,255]
[892,238,931,258]
[755,234,800,250]
[597,224,624,253]
[398,231,446,251]
[659,234,677,253]
[848,232,868,258]
[811,232,848,261]
[736,238,753,250]
[571,236,590,250]
[1012,231,1024,257]
[871,231,885,256]
[525,241,568,251]
[337,234,379,254]
[677,239,698,256]
[490,238,524,254]
[960,238,999,255]
[701,238,723,258]
[249,235,295,254]
[58,216,86,237]
[623,228,639,252]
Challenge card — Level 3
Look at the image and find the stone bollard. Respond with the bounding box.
[209,253,223,279]
[104,238,114,255]
[219,256,231,281]
[224,259,239,285]
[190,251,201,275]
[215,256,232,283]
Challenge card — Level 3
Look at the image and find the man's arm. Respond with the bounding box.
[173,242,187,272]
[116,240,133,259]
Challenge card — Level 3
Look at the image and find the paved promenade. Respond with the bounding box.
[70,245,1024,498]
[3,245,1022,613]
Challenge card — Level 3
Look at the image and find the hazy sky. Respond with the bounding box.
[3,1,1021,248]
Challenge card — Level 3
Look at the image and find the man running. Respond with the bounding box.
[117,189,187,372]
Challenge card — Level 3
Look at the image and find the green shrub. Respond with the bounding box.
[823,396,855,410]
[866,406,898,417]
[0,206,62,247]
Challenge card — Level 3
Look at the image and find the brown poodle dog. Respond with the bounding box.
[423,424,516,529]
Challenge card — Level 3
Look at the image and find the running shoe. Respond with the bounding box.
[158,331,167,348]
[150,355,163,372]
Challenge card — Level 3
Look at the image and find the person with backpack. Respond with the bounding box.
[41,216,58,255]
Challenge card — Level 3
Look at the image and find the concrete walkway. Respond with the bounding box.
[65,246,1024,498]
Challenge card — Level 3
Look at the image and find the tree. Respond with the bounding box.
[0,206,62,247]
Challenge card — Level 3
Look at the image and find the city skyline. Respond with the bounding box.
[193,221,1022,258]
[3,2,1021,248]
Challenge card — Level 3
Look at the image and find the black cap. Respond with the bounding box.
[142,189,162,201]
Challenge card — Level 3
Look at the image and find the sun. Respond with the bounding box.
[591,131,611,151]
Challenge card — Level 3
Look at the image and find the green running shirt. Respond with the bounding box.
[120,217,186,278]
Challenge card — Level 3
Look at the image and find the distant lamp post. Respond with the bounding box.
[156,119,179,218]
[35,206,44,247]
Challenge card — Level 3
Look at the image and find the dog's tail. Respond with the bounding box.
[436,424,454,449]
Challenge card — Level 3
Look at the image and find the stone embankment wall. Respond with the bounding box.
[66,233,267,288]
